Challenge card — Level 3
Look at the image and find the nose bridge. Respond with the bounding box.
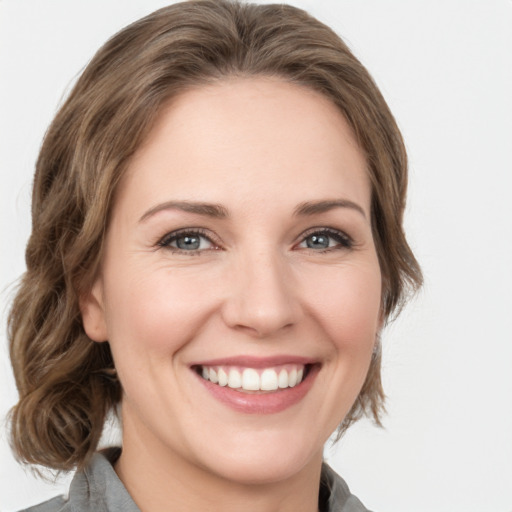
[222,244,299,337]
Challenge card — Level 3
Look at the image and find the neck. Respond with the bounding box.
[115,415,323,512]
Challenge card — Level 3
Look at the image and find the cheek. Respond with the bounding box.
[302,262,382,351]
[103,264,214,357]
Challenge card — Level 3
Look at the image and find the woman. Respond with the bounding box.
[7,1,421,511]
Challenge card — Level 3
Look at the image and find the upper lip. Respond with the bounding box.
[190,355,318,368]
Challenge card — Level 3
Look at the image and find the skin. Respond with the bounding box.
[81,77,382,512]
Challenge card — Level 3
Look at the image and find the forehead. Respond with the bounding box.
[118,77,370,218]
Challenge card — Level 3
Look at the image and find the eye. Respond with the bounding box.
[297,228,353,251]
[157,229,217,253]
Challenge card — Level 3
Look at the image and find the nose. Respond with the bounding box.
[221,249,301,338]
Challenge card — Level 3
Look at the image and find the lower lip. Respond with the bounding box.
[194,365,319,414]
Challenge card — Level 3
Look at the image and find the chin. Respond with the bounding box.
[189,425,324,486]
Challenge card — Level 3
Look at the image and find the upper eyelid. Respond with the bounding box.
[297,226,353,241]
[299,226,349,236]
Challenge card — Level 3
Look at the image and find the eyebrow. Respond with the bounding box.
[293,199,367,219]
[139,198,367,223]
[139,201,229,222]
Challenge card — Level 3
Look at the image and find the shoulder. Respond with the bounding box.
[321,463,373,512]
[16,448,139,512]
[19,495,69,512]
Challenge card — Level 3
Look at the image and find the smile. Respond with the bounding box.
[198,364,306,392]
[191,357,319,414]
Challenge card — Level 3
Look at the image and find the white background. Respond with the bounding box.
[1,1,511,511]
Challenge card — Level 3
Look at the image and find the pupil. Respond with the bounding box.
[307,234,329,249]
[177,235,200,250]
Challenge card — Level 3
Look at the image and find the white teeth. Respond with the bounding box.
[288,367,298,387]
[218,368,228,386]
[228,368,242,388]
[278,369,288,388]
[200,364,307,392]
[260,369,278,391]
[209,368,218,384]
[242,368,260,391]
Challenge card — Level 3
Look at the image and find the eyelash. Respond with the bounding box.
[298,227,354,252]
[157,228,218,255]
[156,227,354,254]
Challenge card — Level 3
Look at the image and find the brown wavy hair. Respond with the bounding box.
[8,0,422,471]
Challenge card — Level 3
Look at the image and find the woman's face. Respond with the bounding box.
[82,78,382,484]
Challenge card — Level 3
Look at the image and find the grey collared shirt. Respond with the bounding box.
[20,448,371,512]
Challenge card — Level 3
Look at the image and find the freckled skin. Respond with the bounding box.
[81,78,382,512]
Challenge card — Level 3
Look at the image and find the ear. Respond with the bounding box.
[80,277,108,342]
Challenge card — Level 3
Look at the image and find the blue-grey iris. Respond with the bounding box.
[307,234,329,249]
[177,235,200,250]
